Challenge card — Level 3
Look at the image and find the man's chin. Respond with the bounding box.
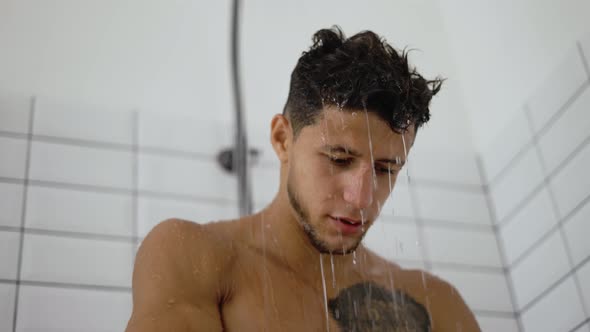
[314,238,362,255]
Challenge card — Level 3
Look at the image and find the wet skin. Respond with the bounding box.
[125,108,481,331]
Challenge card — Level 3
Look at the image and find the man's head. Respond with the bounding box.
[271,27,442,255]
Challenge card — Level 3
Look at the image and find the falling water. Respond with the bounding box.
[401,133,410,183]
[363,109,378,189]
[319,254,331,332]
[330,254,336,289]
[360,209,366,233]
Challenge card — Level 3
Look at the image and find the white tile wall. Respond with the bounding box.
[490,147,544,222]
[500,188,558,265]
[578,261,590,315]
[582,33,590,71]
[34,97,134,145]
[476,316,519,332]
[564,201,590,266]
[0,231,19,280]
[433,269,513,312]
[16,285,131,332]
[20,234,133,287]
[248,116,277,166]
[0,93,30,134]
[138,154,235,200]
[526,46,589,133]
[25,185,134,236]
[574,322,590,332]
[138,111,232,155]
[0,137,27,179]
[250,165,280,206]
[520,277,586,332]
[380,183,414,218]
[538,87,590,175]
[0,283,16,332]
[551,140,590,218]
[480,110,532,182]
[137,197,238,238]
[29,141,134,189]
[414,186,490,225]
[364,221,423,262]
[0,183,23,227]
[406,146,482,185]
[511,231,571,309]
[424,227,502,267]
[395,259,426,270]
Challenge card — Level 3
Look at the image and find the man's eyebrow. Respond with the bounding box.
[322,145,362,157]
[321,145,406,165]
[378,157,406,166]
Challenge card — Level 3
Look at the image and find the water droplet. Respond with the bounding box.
[352,251,357,265]
[319,254,331,332]
[363,110,378,189]
[401,133,410,183]
[330,254,336,289]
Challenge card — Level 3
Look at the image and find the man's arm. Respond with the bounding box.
[426,274,481,332]
[125,219,229,332]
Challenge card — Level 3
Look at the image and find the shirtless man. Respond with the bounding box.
[125,27,481,331]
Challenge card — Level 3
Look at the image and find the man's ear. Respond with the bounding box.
[270,114,292,163]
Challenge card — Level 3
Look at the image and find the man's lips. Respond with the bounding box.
[330,216,362,225]
[329,216,364,235]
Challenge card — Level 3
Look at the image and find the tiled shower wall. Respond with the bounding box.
[480,36,590,332]
[0,92,512,331]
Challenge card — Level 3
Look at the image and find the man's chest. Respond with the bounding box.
[221,268,431,332]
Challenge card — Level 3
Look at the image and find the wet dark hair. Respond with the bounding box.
[283,26,443,137]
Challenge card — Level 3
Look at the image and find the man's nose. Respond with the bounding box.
[342,166,375,209]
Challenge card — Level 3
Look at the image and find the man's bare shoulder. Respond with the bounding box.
[126,218,245,331]
[359,249,480,331]
[140,217,242,267]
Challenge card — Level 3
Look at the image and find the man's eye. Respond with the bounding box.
[377,166,398,175]
[329,157,352,166]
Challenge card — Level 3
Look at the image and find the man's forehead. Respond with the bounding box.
[313,107,416,147]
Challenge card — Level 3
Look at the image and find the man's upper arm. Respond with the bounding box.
[427,274,481,332]
[125,219,228,332]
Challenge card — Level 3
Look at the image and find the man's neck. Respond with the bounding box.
[249,194,369,294]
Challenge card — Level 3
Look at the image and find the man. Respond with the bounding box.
[126,27,481,331]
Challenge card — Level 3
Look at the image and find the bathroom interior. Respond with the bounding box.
[0,0,589,331]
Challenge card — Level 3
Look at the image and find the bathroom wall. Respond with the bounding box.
[0,92,511,331]
[480,35,590,332]
[0,0,556,331]
[436,0,590,153]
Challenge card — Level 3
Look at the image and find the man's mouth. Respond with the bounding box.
[329,216,364,235]
[334,217,361,225]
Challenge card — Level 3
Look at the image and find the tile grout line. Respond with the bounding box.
[475,156,524,332]
[0,225,139,242]
[407,177,433,272]
[131,110,140,264]
[568,316,590,332]
[518,254,590,316]
[503,135,590,271]
[487,80,589,190]
[577,41,590,81]
[0,278,131,293]
[525,104,590,322]
[497,131,590,229]
[11,96,35,332]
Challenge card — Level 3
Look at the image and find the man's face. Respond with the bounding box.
[286,107,414,255]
